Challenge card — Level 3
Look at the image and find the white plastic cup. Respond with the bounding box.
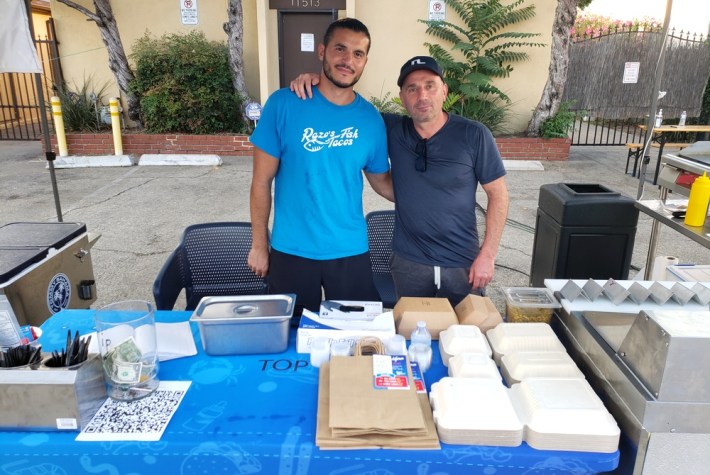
[94,300,160,401]
[408,343,432,372]
[309,337,331,368]
[385,334,407,355]
[330,340,351,357]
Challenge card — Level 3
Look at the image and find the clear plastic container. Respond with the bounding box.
[504,288,561,323]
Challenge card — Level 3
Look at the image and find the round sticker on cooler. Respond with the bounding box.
[47,273,71,313]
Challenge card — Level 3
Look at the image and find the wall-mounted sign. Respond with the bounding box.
[269,0,346,10]
[245,102,263,121]
[180,0,198,25]
[623,62,640,84]
[429,0,446,21]
[301,33,315,52]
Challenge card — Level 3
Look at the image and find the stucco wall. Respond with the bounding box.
[48,0,554,134]
[49,0,260,109]
[348,0,556,133]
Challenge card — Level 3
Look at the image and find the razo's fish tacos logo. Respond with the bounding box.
[302,127,359,152]
[47,273,71,313]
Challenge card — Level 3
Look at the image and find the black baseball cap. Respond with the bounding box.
[397,56,444,87]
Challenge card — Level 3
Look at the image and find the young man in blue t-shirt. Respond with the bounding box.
[248,18,393,316]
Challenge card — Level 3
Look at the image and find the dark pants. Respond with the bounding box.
[391,253,484,307]
[268,249,380,317]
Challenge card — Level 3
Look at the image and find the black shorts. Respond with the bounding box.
[268,249,379,315]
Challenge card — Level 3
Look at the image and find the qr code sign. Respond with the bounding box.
[77,381,191,442]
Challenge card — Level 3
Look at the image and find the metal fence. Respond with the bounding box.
[564,27,709,145]
[0,19,61,141]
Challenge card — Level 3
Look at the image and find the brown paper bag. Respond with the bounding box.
[317,362,440,450]
[328,355,426,435]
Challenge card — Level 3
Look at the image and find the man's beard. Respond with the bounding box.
[322,57,362,89]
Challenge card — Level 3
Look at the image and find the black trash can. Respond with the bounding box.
[529,183,639,287]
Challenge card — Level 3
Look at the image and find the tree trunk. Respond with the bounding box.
[526,0,578,137]
[55,0,141,124]
[224,0,251,123]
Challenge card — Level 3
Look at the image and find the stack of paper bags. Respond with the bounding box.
[316,355,440,449]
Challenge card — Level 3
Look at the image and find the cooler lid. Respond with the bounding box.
[0,247,49,282]
[0,222,86,249]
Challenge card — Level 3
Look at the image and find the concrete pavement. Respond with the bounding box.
[1,140,707,314]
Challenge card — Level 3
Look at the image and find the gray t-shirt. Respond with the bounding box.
[383,113,506,267]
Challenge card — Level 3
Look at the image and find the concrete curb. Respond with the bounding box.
[503,160,545,171]
[47,154,224,168]
[51,155,133,168]
[138,154,222,166]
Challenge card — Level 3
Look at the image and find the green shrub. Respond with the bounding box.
[540,101,576,139]
[54,76,111,132]
[130,31,246,134]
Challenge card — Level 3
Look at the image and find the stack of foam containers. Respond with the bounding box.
[429,377,523,446]
[429,322,620,453]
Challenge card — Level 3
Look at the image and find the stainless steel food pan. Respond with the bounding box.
[190,295,295,355]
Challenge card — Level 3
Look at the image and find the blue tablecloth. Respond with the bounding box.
[0,310,620,474]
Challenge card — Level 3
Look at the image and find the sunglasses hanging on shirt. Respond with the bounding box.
[415,139,427,172]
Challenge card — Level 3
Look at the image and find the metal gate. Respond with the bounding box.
[563,27,709,145]
[0,19,62,141]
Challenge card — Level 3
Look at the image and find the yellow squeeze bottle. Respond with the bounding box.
[684,172,710,227]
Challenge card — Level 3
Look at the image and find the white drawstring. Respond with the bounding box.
[434,266,441,290]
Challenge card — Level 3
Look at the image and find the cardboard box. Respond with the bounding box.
[455,295,503,332]
[393,297,458,340]
[296,302,393,353]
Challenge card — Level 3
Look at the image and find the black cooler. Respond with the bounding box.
[0,222,97,326]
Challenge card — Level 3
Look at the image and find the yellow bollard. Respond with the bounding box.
[109,98,123,155]
[50,96,68,157]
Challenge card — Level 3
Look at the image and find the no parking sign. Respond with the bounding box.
[429,0,446,21]
[181,0,198,25]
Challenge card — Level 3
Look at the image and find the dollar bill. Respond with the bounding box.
[103,336,144,384]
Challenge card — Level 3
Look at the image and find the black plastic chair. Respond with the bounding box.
[153,222,267,310]
[365,210,397,308]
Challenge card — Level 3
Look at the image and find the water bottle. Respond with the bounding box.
[408,321,432,372]
[679,111,687,127]
[410,321,432,347]
[654,109,663,128]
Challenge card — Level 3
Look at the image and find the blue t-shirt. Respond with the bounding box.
[250,87,389,260]
[383,113,506,267]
